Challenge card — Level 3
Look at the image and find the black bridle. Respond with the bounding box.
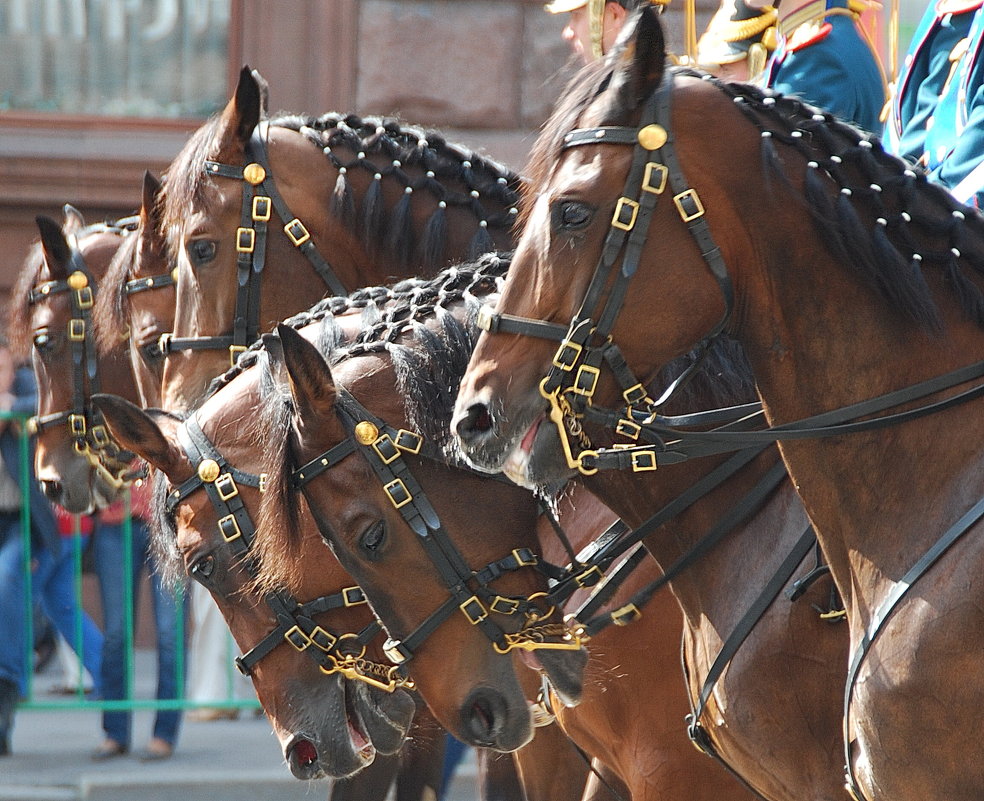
[159,121,348,368]
[166,413,414,693]
[291,385,584,674]
[28,223,143,488]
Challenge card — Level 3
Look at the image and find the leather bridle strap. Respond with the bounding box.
[163,121,346,365]
[292,386,581,670]
[170,415,396,688]
[841,492,984,801]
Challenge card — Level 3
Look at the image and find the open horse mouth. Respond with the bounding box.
[502,414,544,489]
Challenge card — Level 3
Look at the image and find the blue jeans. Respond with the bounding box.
[0,512,103,696]
[92,518,186,748]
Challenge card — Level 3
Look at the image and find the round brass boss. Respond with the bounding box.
[638,124,668,151]
[243,163,266,185]
[354,421,379,445]
[67,271,89,290]
[197,459,221,483]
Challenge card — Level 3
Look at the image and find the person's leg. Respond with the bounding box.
[91,521,137,755]
[37,534,103,695]
[143,520,186,755]
[0,516,27,754]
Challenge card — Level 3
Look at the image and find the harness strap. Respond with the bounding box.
[842,492,984,800]
[686,524,816,750]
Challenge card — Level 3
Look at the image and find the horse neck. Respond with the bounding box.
[735,214,984,621]
[586,447,807,633]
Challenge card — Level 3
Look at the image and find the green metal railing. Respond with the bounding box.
[7,411,258,713]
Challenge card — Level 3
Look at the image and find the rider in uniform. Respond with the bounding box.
[884,0,984,208]
[698,0,885,131]
[546,0,670,64]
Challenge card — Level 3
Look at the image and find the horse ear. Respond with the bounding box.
[213,66,263,154]
[141,171,162,223]
[35,215,72,279]
[62,204,86,234]
[91,394,186,479]
[611,6,666,112]
[250,68,270,116]
[274,324,338,422]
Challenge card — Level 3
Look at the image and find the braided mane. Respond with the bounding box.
[161,111,524,272]
[531,59,984,331]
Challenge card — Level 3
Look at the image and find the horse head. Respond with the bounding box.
[92,382,417,780]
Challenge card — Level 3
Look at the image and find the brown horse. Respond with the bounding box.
[93,171,175,409]
[156,66,522,410]
[7,210,145,513]
[91,263,586,798]
[241,262,760,801]
[453,6,984,800]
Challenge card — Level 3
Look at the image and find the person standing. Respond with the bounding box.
[884,0,984,208]
[0,335,103,756]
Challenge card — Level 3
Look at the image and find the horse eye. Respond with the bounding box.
[359,522,387,560]
[190,554,216,582]
[33,331,53,354]
[187,239,217,267]
[554,201,593,230]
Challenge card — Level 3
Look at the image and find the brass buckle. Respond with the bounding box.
[229,344,246,366]
[394,429,423,454]
[631,450,658,472]
[571,364,599,397]
[252,195,271,222]
[511,548,537,567]
[384,478,412,509]
[642,162,669,194]
[622,383,650,405]
[342,586,366,606]
[284,625,312,651]
[551,340,582,371]
[372,434,401,465]
[611,603,641,625]
[611,197,640,231]
[490,596,521,615]
[616,418,641,440]
[90,425,111,448]
[308,626,338,652]
[575,565,603,588]
[217,513,242,542]
[284,218,311,246]
[674,189,705,222]
[75,286,94,309]
[476,305,495,332]
[68,319,86,341]
[69,414,86,436]
[235,227,255,253]
[258,473,268,493]
[460,596,488,625]
[215,473,239,501]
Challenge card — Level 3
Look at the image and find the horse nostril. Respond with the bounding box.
[461,687,505,747]
[456,402,493,444]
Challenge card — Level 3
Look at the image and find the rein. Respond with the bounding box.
[28,225,142,489]
[166,414,413,693]
[291,385,585,674]
[160,120,347,367]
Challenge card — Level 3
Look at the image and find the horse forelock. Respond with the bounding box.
[93,230,141,354]
[149,454,189,592]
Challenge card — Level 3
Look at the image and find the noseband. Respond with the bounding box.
[160,120,348,367]
[478,67,734,474]
[291,385,585,674]
[166,413,414,693]
[28,223,142,489]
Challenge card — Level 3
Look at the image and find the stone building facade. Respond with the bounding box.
[0,0,710,297]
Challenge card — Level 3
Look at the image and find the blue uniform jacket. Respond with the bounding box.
[769,0,887,133]
[885,0,984,208]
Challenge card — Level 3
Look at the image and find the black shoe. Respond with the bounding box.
[0,678,18,756]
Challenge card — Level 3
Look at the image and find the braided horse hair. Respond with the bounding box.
[162,109,524,274]
[528,57,984,333]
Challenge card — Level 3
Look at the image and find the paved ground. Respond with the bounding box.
[0,651,479,801]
